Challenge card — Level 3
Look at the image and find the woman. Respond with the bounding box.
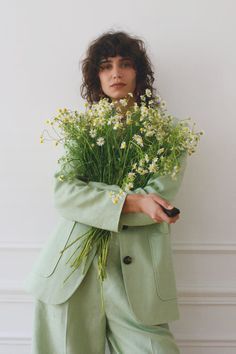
[25,30,187,354]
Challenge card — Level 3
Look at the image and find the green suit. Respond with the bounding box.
[25,151,187,328]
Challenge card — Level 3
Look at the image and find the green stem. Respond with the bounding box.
[62,228,111,285]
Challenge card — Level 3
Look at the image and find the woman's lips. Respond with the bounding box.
[111,84,126,88]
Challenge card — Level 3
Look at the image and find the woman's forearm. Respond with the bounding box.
[122,194,145,213]
[122,193,179,225]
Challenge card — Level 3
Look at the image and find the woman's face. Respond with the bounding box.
[98,55,136,101]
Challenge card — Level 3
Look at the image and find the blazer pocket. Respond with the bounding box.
[156,222,170,234]
[148,230,177,301]
[32,219,77,277]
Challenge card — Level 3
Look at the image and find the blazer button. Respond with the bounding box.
[123,256,132,264]
[122,225,128,230]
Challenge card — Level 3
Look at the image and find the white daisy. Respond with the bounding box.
[120,141,126,149]
[96,137,105,146]
[145,88,152,97]
[133,134,144,147]
[89,129,97,138]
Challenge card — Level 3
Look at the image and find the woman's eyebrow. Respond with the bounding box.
[99,57,132,64]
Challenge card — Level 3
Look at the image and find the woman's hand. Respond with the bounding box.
[122,193,180,224]
[139,194,180,224]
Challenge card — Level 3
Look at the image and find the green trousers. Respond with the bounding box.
[31,233,180,354]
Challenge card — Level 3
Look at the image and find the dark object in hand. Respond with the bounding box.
[161,206,180,217]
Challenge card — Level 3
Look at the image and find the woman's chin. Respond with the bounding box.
[110,94,128,100]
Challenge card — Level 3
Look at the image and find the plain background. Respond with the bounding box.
[0,0,236,353]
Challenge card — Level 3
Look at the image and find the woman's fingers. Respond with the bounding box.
[169,214,180,224]
[152,204,175,224]
[148,193,173,210]
[152,211,180,224]
[146,194,180,224]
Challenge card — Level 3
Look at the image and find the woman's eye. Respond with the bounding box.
[99,61,133,71]
[99,64,111,70]
[123,62,131,67]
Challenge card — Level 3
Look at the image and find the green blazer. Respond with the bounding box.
[24,152,187,325]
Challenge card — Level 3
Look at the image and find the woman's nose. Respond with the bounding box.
[112,66,122,78]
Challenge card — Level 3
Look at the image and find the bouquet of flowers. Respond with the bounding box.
[40,89,203,284]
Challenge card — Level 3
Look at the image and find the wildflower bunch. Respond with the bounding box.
[41,90,203,285]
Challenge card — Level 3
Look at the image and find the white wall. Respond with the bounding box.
[1,0,236,353]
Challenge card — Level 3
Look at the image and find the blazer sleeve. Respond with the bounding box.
[85,151,187,227]
[53,171,127,233]
[53,151,187,231]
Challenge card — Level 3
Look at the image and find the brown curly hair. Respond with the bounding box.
[80,30,157,106]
